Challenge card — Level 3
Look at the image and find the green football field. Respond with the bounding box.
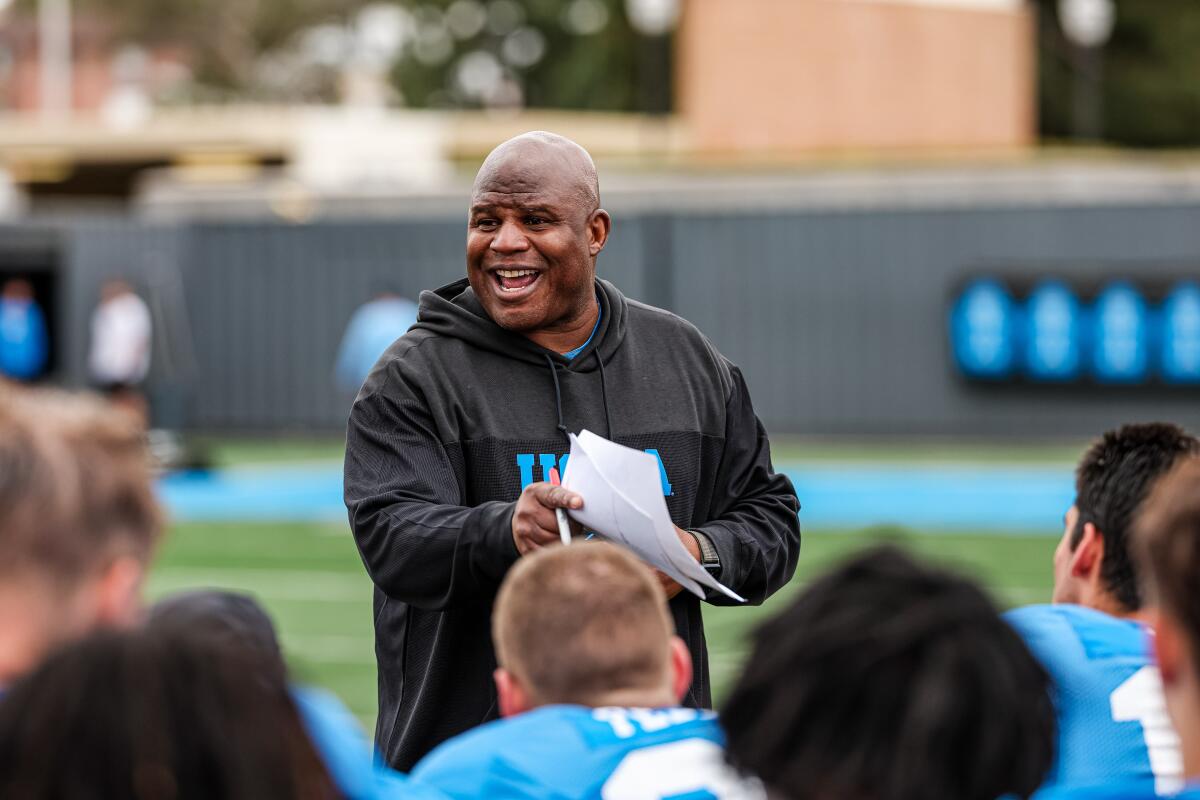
[146,518,1060,732]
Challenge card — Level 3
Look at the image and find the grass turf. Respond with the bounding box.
[147,521,1059,732]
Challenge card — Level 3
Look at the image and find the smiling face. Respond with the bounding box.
[466,134,609,341]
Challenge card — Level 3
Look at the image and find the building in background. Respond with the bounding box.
[677,0,1035,155]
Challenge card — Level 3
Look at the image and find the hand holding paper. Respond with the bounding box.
[560,430,745,602]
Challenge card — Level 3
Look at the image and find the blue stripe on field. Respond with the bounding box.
[157,463,1072,534]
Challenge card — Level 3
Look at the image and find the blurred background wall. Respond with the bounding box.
[2,0,1199,438]
[678,0,1035,153]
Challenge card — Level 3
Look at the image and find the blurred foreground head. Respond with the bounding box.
[148,588,285,678]
[491,541,691,715]
[0,382,164,683]
[1054,422,1200,615]
[1135,457,1200,776]
[722,545,1055,800]
[0,625,338,800]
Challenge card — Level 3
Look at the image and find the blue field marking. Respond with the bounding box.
[158,462,1073,534]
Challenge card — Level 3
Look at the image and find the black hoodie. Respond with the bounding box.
[344,278,800,771]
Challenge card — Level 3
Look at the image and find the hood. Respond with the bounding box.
[411,277,628,372]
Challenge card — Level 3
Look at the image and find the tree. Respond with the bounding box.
[1034,0,1200,147]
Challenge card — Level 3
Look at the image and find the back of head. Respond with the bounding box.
[493,542,673,707]
[0,382,162,586]
[0,383,164,682]
[1073,422,1200,612]
[721,545,1055,800]
[0,625,338,800]
[148,589,287,680]
[1135,457,1200,668]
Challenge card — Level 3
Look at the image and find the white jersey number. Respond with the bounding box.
[1110,665,1184,795]
[601,738,764,800]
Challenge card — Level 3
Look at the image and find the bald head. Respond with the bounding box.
[465,131,611,343]
[473,132,599,212]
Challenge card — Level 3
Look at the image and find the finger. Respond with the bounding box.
[528,483,583,510]
[521,505,562,538]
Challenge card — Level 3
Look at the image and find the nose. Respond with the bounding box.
[490,220,530,254]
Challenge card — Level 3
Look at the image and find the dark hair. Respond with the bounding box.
[1072,422,1200,612]
[148,589,286,677]
[0,626,338,800]
[721,545,1055,800]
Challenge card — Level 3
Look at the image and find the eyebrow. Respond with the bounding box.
[469,203,557,216]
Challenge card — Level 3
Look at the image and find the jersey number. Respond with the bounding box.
[1110,665,1184,795]
[601,739,763,800]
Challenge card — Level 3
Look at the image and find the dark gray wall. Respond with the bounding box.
[5,201,1200,435]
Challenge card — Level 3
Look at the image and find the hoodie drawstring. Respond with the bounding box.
[544,354,571,445]
[595,349,613,439]
[543,350,615,444]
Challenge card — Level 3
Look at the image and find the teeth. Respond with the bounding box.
[497,269,537,278]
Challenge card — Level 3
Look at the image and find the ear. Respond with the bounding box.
[587,209,611,256]
[1070,522,1104,579]
[93,556,145,628]
[495,667,533,718]
[669,636,694,704]
[1152,611,1184,687]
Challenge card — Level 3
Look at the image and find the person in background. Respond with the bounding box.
[0,625,341,800]
[0,382,162,687]
[721,545,1055,800]
[411,542,759,799]
[1006,423,1199,796]
[0,277,48,381]
[334,288,418,393]
[88,278,152,424]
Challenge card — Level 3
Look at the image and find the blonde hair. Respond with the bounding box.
[0,382,163,584]
[492,542,673,706]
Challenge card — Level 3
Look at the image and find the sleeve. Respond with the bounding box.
[343,365,520,611]
[689,364,801,606]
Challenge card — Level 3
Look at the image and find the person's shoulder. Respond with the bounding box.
[412,706,581,782]
[624,298,709,343]
[623,298,735,386]
[1036,778,1173,799]
[1007,604,1150,682]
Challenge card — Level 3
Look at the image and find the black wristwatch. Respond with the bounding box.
[688,530,721,576]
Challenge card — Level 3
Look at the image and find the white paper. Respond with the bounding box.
[561,430,745,602]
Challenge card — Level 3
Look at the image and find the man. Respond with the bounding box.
[0,277,49,381]
[721,545,1056,800]
[1005,423,1199,795]
[410,542,759,798]
[1039,457,1200,799]
[88,278,153,423]
[344,131,801,769]
[0,383,163,685]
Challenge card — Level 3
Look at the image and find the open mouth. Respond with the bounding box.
[492,268,541,295]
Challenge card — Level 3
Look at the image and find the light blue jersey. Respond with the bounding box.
[1005,605,1183,797]
[411,705,761,799]
[1037,779,1200,800]
[293,686,449,800]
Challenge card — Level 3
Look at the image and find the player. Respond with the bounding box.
[721,545,1055,800]
[1037,458,1200,799]
[1005,423,1199,795]
[0,382,163,687]
[410,542,760,799]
